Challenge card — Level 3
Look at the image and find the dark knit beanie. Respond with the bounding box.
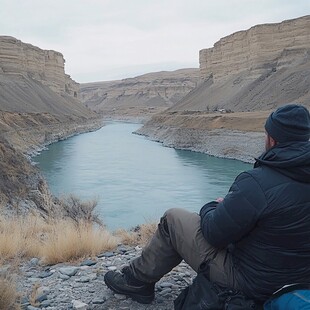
[265,104,310,142]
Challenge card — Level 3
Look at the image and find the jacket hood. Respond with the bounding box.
[255,141,310,183]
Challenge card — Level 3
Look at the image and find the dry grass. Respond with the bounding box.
[0,205,157,264]
[28,282,40,307]
[115,222,158,246]
[0,275,20,310]
[40,220,118,265]
[0,214,119,265]
[0,215,43,260]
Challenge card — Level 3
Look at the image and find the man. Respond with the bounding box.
[104,104,310,304]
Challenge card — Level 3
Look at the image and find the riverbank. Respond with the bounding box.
[0,111,104,212]
[135,111,269,163]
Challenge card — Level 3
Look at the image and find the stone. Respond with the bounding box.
[29,258,40,266]
[59,267,79,276]
[98,251,114,258]
[35,293,48,303]
[159,282,173,288]
[92,297,106,304]
[38,271,53,278]
[80,259,97,266]
[72,300,88,310]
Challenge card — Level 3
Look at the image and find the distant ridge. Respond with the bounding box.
[80,68,200,112]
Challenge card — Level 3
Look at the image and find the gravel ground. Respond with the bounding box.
[13,245,196,310]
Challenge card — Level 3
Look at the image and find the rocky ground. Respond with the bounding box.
[14,244,196,310]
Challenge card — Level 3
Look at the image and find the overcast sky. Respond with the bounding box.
[0,0,309,83]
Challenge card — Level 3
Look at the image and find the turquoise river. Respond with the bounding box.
[34,122,253,230]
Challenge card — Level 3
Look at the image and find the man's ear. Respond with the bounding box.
[269,135,277,147]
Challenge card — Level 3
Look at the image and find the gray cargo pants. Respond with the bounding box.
[130,208,238,289]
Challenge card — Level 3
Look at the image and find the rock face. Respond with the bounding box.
[0,36,78,98]
[80,69,201,113]
[0,36,93,117]
[199,15,310,81]
[170,15,310,112]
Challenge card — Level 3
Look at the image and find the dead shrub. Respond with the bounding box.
[57,195,102,226]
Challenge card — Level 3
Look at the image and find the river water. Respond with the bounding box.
[34,122,252,230]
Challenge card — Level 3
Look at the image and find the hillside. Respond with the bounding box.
[80,68,200,117]
[0,36,100,209]
[171,15,310,112]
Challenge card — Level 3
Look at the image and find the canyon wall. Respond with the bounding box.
[0,36,98,211]
[0,36,78,98]
[199,15,310,81]
[168,15,310,112]
[80,69,201,116]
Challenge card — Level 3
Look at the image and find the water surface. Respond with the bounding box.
[34,122,252,230]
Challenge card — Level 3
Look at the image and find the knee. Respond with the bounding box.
[160,208,181,236]
[160,208,190,234]
[164,207,191,220]
[163,208,184,225]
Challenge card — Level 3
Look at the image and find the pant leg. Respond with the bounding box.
[130,208,236,288]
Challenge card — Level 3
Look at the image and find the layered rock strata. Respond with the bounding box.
[199,15,310,81]
[0,36,78,98]
[80,69,201,113]
[167,15,310,112]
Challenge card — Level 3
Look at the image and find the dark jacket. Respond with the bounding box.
[199,141,310,302]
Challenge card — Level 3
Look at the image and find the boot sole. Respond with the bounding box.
[104,273,155,304]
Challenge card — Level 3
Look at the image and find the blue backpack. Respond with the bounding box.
[264,284,310,310]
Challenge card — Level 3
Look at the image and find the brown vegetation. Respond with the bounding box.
[115,222,158,246]
[0,196,158,308]
[0,214,118,265]
[0,275,20,310]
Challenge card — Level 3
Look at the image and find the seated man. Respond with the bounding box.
[104,104,310,304]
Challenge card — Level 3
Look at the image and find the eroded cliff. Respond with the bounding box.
[80,69,201,116]
[199,15,310,81]
[0,36,100,212]
[168,15,310,112]
[0,36,78,98]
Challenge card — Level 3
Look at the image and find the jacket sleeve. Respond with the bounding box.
[199,172,267,248]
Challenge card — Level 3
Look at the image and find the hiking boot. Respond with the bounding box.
[104,266,155,304]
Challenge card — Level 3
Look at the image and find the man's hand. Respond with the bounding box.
[216,197,224,203]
